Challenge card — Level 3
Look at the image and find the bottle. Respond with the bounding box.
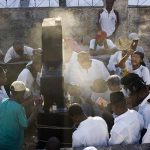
[52,102,57,112]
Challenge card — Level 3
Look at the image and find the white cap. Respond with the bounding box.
[128,33,140,40]
[136,46,144,53]
[83,147,97,150]
[10,81,29,92]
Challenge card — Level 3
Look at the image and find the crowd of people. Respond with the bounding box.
[63,0,150,149]
[0,0,150,149]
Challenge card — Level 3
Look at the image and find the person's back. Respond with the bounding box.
[109,109,143,145]
[73,116,109,147]
[0,98,28,150]
[68,103,108,148]
[109,92,144,145]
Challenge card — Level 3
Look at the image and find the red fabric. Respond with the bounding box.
[95,31,107,42]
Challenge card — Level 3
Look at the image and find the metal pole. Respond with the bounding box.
[34,0,36,7]
[49,0,50,7]
[6,0,7,7]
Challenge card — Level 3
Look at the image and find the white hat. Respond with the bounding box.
[83,147,97,150]
[136,46,144,53]
[10,81,29,92]
[128,33,140,40]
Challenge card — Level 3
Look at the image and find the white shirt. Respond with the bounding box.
[72,116,109,147]
[17,67,41,97]
[4,46,33,63]
[127,65,150,85]
[69,59,110,99]
[0,86,8,102]
[142,124,150,143]
[99,8,117,37]
[63,51,78,84]
[107,51,131,77]
[138,93,150,129]
[89,39,116,51]
[109,109,144,145]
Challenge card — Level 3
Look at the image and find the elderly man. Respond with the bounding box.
[109,92,144,145]
[0,81,39,150]
[4,40,33,63]
[68,51,110,100]
[68,103,109,148]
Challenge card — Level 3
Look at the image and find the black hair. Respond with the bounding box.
[68,103,83,117]
[13,40,23,47]
[46,137,60,150]
[133,51,146,66]
[121,73,146,94]
[110,92,127,110]
[110,91,125,104]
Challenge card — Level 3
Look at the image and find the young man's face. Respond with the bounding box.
[106,0,115,11]
[96,39,105,45]
[131,53,141,67]
[13,44,24,56]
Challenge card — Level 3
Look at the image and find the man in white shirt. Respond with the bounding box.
[68,103,109,148]
[121,73,150,138]
[97,0,119,37]
[17,49,42,97]
[89,31,117,56]
[17,49,42,117]
[0,66,8,101]
[68,51,110,99]
[109,92,144,145]
[4,41,33,63]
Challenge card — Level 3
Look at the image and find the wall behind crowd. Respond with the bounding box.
[0,0,150,56]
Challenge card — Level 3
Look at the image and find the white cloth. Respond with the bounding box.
[142,124,150,143]
[0,86,8,102]
[72,116,109,147]
[4,46,33,63]
[107,51,131,76]
[99,8,117,37]
[127,65,150,85]
[89,39,116,51]
[63,51,78,84]
[109,109,144,145]
[68,59,110,99]
[17,68,41,97]
[138,93,150,129]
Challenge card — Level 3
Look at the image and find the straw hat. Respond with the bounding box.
[116,37,132,51]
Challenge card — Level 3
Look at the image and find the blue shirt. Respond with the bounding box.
[0,98,28,150]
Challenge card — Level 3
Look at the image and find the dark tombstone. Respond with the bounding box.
[37,18,73,149]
